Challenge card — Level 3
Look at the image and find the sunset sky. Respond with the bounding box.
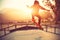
[0,0,55,21]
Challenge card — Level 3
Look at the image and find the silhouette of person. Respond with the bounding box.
[27,0,49,30]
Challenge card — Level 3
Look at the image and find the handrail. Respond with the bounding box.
[0,23,30,36]
[0,23,60,38]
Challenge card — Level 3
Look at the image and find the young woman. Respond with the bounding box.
[27,0,49,30]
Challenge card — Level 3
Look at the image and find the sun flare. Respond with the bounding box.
[1,0,55,21]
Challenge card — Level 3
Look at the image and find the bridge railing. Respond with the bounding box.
[42,24,60,34]
[0,23,34,36]
[0,23,60,38]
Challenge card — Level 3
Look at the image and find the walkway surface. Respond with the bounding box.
[0,29,60,40]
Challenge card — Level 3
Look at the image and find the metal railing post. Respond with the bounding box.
[54,27,56,34]
[4,28,6,35]
[15,24,17,29]
[45,25,48,32]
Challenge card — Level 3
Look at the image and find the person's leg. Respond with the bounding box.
[32,15,43,30]
[38,16,43,30]
[32,16,35,23]
[32,15,39,26]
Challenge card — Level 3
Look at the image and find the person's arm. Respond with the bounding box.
[39,5,50,11]
[27,5,30,8]
[26,5,33,8]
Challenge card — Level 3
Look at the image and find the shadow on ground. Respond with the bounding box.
[10,26,39,32]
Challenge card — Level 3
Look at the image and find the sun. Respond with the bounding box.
[23,7,32,15]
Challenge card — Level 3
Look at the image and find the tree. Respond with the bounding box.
[55,0,60,23]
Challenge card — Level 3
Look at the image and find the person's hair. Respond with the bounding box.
[34,0,39,4]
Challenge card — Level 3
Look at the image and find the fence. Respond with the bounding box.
[0,23,60,38]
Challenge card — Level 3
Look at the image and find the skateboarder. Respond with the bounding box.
[27,0,50,30]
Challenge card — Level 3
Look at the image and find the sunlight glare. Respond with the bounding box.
[1,0,55,21]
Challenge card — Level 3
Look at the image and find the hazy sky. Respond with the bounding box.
[1,0,54,10]
[0,0,34,21]
[0,0,55,21]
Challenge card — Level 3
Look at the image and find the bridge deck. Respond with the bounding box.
[0,24,60,40]
[0,30,60,40]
